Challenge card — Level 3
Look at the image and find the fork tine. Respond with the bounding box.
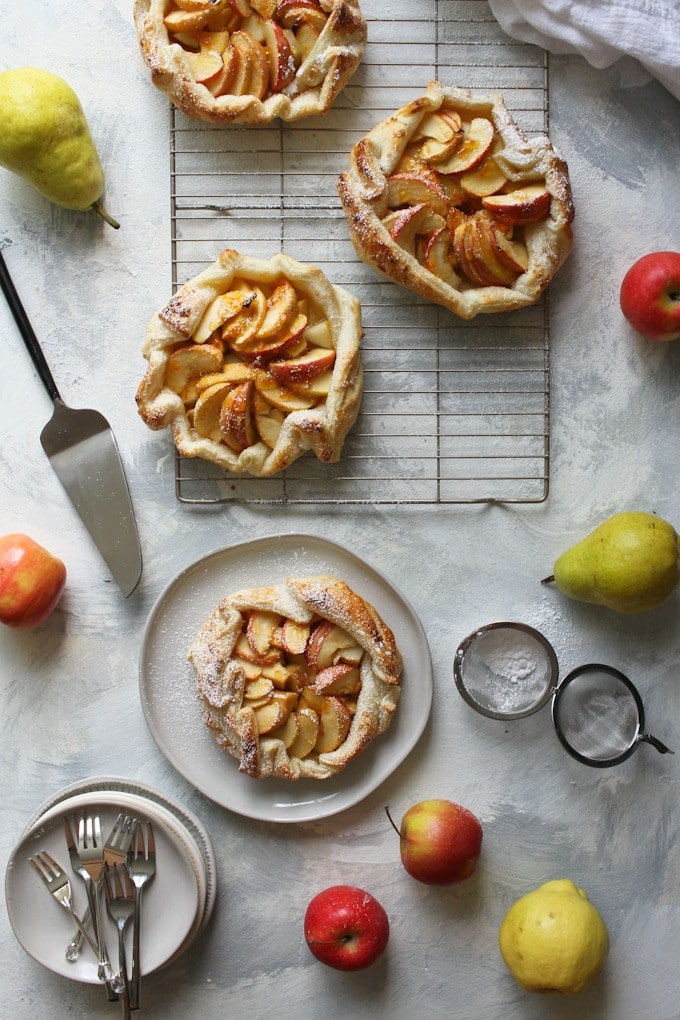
[132,820,144,858]
[39,850,61,879]
[29,855,47,882]
[78,815,86,850]
[146,822,155,857]
[94,816,102,846]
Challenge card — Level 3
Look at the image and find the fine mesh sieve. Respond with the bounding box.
[453,623,674,767]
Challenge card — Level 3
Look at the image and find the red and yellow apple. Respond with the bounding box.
[619,251,680,341]
[304,885,389,971]
[386,799,483,885]
[0,533,66,629]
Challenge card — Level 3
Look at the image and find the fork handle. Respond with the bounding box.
[63,903,100,959]
[130,887,142,1011]
[117,927,132,1020]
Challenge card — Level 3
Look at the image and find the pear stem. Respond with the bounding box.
[91,201,120,229]
[541,575,555,585]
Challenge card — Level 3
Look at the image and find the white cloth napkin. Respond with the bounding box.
[487,0,680,102]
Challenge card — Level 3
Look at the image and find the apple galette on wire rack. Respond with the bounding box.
[337,81,575,319]
[135,249,363,476]
[132,0,367,124]
[188,575,403,780]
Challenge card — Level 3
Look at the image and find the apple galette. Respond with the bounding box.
[135,249,363,475]
[133,0,367,124]
[188,575,402,780]
[337,81,574,319]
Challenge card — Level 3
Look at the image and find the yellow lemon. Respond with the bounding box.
[498,879,609,994]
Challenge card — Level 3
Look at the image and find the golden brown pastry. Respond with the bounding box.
[188,575,402,780]
[136,249,363,476]
[133,0,367,124]
[337,81,575,319]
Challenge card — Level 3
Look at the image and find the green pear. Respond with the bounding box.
[543,511,680,613]
[0,67,119,228]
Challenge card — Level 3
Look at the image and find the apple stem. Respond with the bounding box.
[384,806,402,838]
[91,201,121,229]
[541,574,555,585]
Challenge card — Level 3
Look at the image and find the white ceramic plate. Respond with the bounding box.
[139,533,433,823]
[5,800,199,984]
[21,775,216,940]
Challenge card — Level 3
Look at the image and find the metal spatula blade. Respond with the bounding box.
[0,250,142,596]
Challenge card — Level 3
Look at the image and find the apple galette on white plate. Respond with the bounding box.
[188,575,402,780]
[133,0,366,124]
[135,249,363,476]
[337,81,575,319]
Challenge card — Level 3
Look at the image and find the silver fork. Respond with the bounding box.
[64,816,123,998]
[28,851,99,958]
[104,813,135,869]
[127,820,156,1011]
[64,813,133,962]
[104,864,135,1020]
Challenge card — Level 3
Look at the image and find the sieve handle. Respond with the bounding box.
[640,733,674,755]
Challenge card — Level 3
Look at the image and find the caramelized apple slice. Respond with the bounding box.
[164,9,211,33]
[277,0,327,33]
[301,319,333,349]
[491,227,529,273]
[165,344,223,394]
[250,0,278,15]
[193,381,231,441]
[383,204,447,258]
[230,30,270,99]
[417,226,460,288]
[253,699,287,735]
[436,118,495,175]
[385,169,450,219]
[219,380,258,452]
[273,618,311,655]
[207,43,241,96]
[244,676,275,700]
[306,621,358,669]
[234,630,281,666]
[195,363,256,391]
[195,290,257,343]
[252,391,285,448]
[314,663,361,696]
[222,286,266,349]
[269,711,299,748]
[315,696,352,753]
[287,705,320,759]
[460,156,508,198]
[239,312,307,359]
[410,111,463,163]
[246,610,282,657]
[263,19,296,92]
[473,215,520,286]
[186,49,225,83]
[254,371,315,411]
[269,347,335,387]
[482,185,551,225]
[256,280,298,340]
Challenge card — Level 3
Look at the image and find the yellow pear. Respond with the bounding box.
[543,510,680,613]
[0,67,119,228]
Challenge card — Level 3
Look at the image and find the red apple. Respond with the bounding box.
[0,533,66,629]
[386,799,483,885]
[303,885,389,971]
[619,251,680,341]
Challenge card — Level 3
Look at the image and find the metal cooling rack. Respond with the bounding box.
[170,0,550,504]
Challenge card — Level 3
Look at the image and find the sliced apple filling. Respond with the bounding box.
[188,575,402,780]
[136,250,363,475]
[134,0,367,123]
[337,82,574,318]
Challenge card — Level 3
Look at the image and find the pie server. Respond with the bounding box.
[0,250,142,596]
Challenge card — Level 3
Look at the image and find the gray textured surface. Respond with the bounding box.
[1,2,679,1018]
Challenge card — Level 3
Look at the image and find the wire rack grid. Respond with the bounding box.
[169,0,550,505]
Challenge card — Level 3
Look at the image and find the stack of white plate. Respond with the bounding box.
[5,776,216,985]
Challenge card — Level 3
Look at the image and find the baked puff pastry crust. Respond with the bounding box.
[337,81,575,319]
[136,250,363,476]
[188,575,402,780]
[133,0,366,124]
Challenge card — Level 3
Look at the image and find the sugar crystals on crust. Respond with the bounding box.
[133,0,367,124]
[135,249,363,476]
[188,575,402,780]
[337,81,575,319]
